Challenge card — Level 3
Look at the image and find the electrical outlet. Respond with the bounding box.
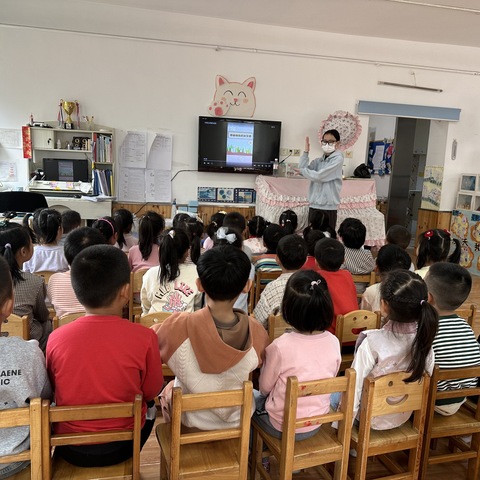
[280,148,291,156]
[293,149,301,156]
[345,150,353,158]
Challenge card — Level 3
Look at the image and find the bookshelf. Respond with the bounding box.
[25,122,114,196]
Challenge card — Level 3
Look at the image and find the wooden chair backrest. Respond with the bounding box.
[253,270,282,310]
[267,313,292,343]
[335,309,381,345]
[455,303,477,328]
[282,370,356,475]
[351,271,376,285]
[35,271,54,285]
[0,398,42,479]
[1,314,29,340]
[41,395,143,480]
[128,269,149,322]
[52,312,84,330]
[247,280,255,314]
[135,311,171,328]
[167,381,253,479]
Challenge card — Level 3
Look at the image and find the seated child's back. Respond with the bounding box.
[155,246,269,430]
[314,238,358,334]
[425,262,480,415]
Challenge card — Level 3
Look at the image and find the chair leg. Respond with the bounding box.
[419,434,431,480]
[160,449,168,480]
[407,443,423,479]
[353,442,369,480]
[249,427,259,480]
[467,433,480,480]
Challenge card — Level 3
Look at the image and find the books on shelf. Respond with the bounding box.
[92,169,113,196]
[93,133,112,163]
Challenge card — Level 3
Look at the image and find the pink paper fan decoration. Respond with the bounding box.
[318,110,363,151]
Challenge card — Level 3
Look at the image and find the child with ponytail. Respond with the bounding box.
[244,215,268,255]
[351,270,438,429]
[141,228,202,314]
[415,228,461,278]
[23,208,68,273]
[113,208,138,253]
[128,211,165,272]
[0,222,51,350]
[253,269,341,439]
[92,216,117,245]
[203,211,226,251]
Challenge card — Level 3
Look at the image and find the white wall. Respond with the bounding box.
[1,0,480,209]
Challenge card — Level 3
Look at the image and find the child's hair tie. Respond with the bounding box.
[216,227,236,244]
[168,229,175,239]
[420,299,426,306]
[424,230,434,239]
[310,279,321,290]
[4,243,11,250]
[443,229,451,237]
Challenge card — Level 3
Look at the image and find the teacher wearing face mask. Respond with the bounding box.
[298,129,344,232]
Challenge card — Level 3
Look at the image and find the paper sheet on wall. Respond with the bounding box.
[146,169,171,202]
[0,162,17,181]
[0,129,22,149]
[118,167,145,203]
[119,132,147,168]
[147,134,172,170]
[371,145,385,170]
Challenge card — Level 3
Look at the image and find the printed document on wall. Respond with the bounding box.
[118,167,145,202]
[146,170,171,203]
[147,134,172,170]
[119,132,147,168]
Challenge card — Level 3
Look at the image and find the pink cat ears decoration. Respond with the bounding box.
[208,75,256,118]
[318,110,362,151]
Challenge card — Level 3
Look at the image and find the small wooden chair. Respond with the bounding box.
[351,271,376,299]
[420,365,480,480]
[136,312,174,378]
[335,309,381,373]
[156,381,253,479]
[253,270,282,311]
[248,280,255,314]
[455,304,477,328]
[0,398,42,480]
[128,268,149,322]
[267,312,292,343]
[351,371,430,480]
[41,395,143,480]
[251,369,356,480]
[35,270,54,285]
[52,312,84,330]
[1,314,29,340]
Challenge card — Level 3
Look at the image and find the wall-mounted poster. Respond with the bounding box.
[421,166,443,211]
[207,75,256,117]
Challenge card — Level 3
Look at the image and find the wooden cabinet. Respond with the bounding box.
[415,208,452,247]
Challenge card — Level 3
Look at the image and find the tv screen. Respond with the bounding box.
[43,158,90,182]
[198,116,281,174]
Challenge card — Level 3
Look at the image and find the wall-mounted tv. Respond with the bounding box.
[198,116,281,174]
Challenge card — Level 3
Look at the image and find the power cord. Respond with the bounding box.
[279,153,292,164]
[171,169,197,182]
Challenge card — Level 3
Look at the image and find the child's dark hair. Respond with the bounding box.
[247,215,267,238]
[223,212,246,233]
[305,210,336,239]
[386,225,411,250]
[380,270,438,382]
[282,270,334,333]
[279,210,298,235]
[338,217,366,249]
[0,255,13,307]
[113,208,134,249]
[213,227,243,249]
[92,216,117,244]
[323,129,340,141]
[36,208,62,244]
[71,245,130,309]
[22,207,43,244]
[304,229,326,257]
[376,244,412,277]
[184,217,204,264]
[196,245,251,301]
[0,223,31,285]
[314,238,344,271]
[138,211,165,260]
[262,224,286,254]
[172,213,191,229]
[206,212,226,240]
[64,227,106,265]
[416,229,461,269]
[61,210,81,235]
[425,262,472,311]
[158,229,190,285]
[277,235,307,270]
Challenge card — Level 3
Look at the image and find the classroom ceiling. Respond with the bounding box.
[81,0,480,49]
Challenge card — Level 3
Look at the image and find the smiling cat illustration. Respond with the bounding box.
[208,75,256,117]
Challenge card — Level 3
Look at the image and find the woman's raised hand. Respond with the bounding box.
[305,136,310,153]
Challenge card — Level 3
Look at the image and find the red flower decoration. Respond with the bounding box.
[424,230,434,239]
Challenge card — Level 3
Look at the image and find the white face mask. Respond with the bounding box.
[322,144,336,154]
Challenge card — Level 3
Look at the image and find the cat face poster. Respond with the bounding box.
[208,75,256,117]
